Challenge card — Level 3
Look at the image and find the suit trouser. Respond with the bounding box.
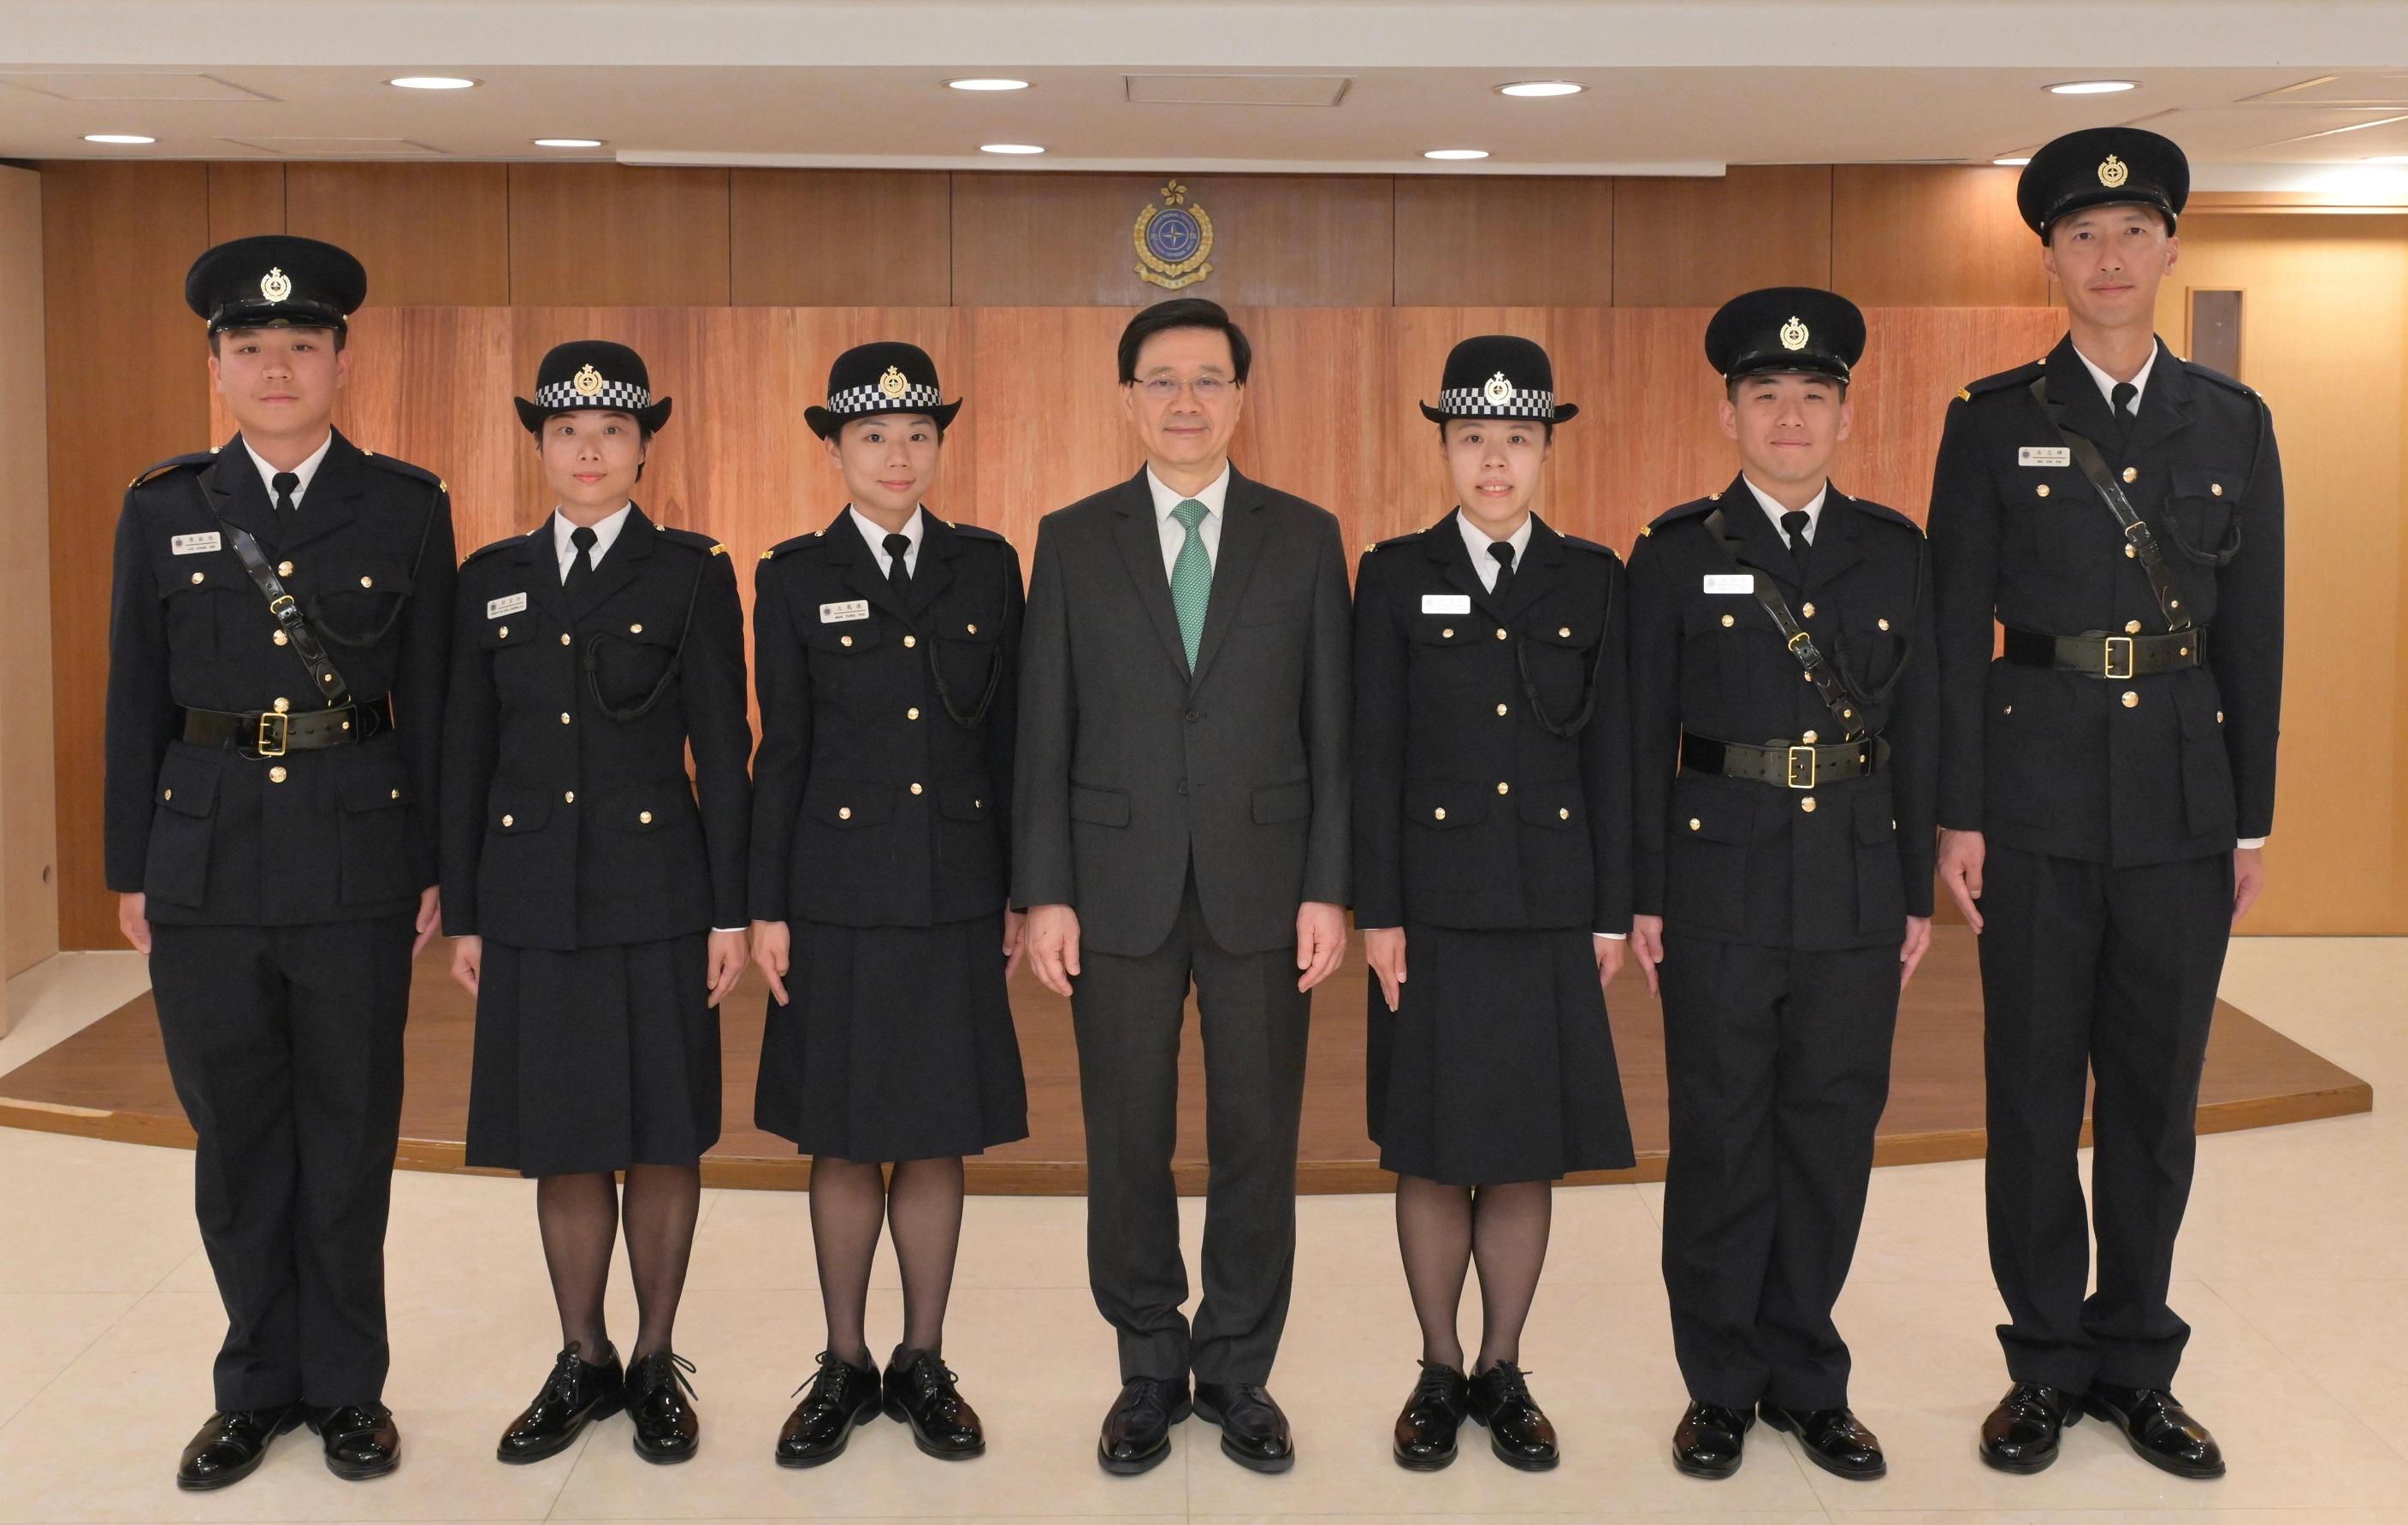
[1979,844,2230,1393]
[1069,873,1310,1386]
[1660,935,1899,1411]
[150,913,414,1411]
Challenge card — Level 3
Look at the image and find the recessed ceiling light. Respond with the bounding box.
[979,143,1045,155]
[83,133,155,145]
[1497,80,1583,98]
[388,76,477,91]
[1993,155,2032,167]
[2047,80,2135,95]
[1423,148,1490,161]
[532,138,605,149]
[948,78,1030,92]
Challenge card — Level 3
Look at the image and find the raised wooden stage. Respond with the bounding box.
[0,928,2370,1193]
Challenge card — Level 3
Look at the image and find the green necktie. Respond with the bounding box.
[1169,497,1212,671]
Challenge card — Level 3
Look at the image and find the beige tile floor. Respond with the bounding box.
[0,937,2398,1522]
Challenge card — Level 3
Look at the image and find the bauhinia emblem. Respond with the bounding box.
[1779,316,1811,352]
[259,267,293,302]
[1482,371,1516,405]
[571,363,606,398]
[877,365,910,399]
[2097,153,2129,189]
[1134,179,1216,290]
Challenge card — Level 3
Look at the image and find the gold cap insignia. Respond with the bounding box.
[259,267,293,302]
[571,363,606,398]
[1482,371,1516,405]
[877,364,910,400]
[1779,316,1810,352]
[2097,153,2129,189]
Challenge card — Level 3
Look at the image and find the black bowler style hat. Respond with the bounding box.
[185,234,366,334]
[805,341,961,440]
[514,340,672,434]
[1705,287,1866,384]
[2017,126,2188,239]
[1418,334,1577,425]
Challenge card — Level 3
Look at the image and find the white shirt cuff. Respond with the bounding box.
[1595,931,1628,940]
[2235,838,2267,850]
[712,925,746,934]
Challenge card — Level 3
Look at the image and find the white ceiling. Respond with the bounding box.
[4,2,2408,187]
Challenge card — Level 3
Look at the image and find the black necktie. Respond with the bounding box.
[2110,381,2139,454]
[564,524,597,603]
[1488,540,1517,603]
[271,471,300,543]
[884,532,914,599]
[1781,509,1813,569]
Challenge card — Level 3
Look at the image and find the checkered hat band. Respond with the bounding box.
[1440,386,1553,417]
[534,379,653,411]
[828,381,947,414]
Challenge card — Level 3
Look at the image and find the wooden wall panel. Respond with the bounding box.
[730,171,951,307]
[1,167,57,977]
[204,163,284,243]
[951,174,1394,307]
[1844,306,2066,517]
[1612,165,1832,307]
[287,164,510,306]
[1227,306,1391,556]
[506,166,731,306]
[1833,166,2052,307]
[1393,177,1613,307]
[968,307,1143,553]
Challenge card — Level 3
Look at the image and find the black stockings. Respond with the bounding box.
[535,1162,703,1361]
[809,1156,967,1365]
[1395,1174,1553,1373]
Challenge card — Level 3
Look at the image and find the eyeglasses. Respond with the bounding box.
[1132,375,1235,402]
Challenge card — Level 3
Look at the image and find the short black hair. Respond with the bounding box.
[1118,297,1251,385]
[210,324,346,356]
[1436,418,1552,442]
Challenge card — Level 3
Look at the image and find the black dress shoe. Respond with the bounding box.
[1673,1400,1754,1479]
[2083,1381,2226,1479]
[776,1351,883,1468]
[1760,1401,1886,1480]
[1467,1362,1559,1470]
[175,1404,303,1490]
[497,1342,624,1463]
[1098,1374,1191,1475]
[624,1351,700,1463]
[1193,1380,1294,1473]
[1979,1380,2084,1474]
[883,1346,985,1459]
[307,1403,399,1481]
[1393,1361,1470,1470]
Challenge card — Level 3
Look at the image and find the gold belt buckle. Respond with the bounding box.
[2103,635,2135,680]
[256,711,288,757]
[1785,744,1818,789]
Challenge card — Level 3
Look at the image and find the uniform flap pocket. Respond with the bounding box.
[155,554,236,596]
[1068,783,1129,828]
[1410,615,1482,645]
[1405,780,1489,830]
[801,616,883,653]
[325,555,411,598]
[1853,789,1899,845]
[1518,791,1583,829]
[600,615,683,648]
[335,750,409,813]
[478,612,536,648]
[1525,606,1600,647]
[806,777,896,827]
[1676,806,1749,846]
[938,616,1002,645]
[156,748,221,817]
[2172,681,2227,739]
[594,782,689,832]
[488,784,552,833]
[1251,778,1313,825]
[937,772,996,822]
[2171,464,2239,503]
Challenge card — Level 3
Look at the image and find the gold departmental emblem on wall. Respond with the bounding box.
[571,364,606,398]
[259,267,292,302]
[2097,153,2129,189]
[1134,179,1216,290]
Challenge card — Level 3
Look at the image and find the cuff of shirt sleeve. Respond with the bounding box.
[1594,931,1628,940]
[2236,837,2267,850]
[712,925,745,934]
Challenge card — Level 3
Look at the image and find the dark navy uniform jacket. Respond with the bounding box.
[1927,334,2283,865]
[440,505,750,949]
[104,431,456,925]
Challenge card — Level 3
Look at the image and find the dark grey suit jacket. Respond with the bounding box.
[1013,464,1352,957]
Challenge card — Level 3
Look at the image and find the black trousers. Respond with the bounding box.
[1660,935,1899,1411]
[150,913,414,1411]
[1069,873,1310,1386]
[1980,844,2231,1393]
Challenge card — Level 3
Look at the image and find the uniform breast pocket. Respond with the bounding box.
[1409,614,1484,656]
[153,554,244,659]
[308,554,413,647]
[800,616,889,712]
[932,615,1004,720]
[2165,466,2242,568]
[586,618,684,717]
[1999,468,2100,570]
[1520,606,1603,728]
[144,745,223,908]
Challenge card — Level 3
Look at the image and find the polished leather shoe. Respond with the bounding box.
[1393,1361,1470,1470]
[175,1404,303,1490]
[497,1341,624,1463]
[1098,1374,1191,1475]
[624,1351,700,1463]
[307,1403,399,1481]
[883,1346,985,1459]
[776,1351,883,1468]
[1193,1380,1294,1473]
[1979,1380,2084,1474]
[1761,1402,1885,1480]
[1467,1362,1559,1470]
[1673,1400,1754,1479]
[2083,1381,2226,1479]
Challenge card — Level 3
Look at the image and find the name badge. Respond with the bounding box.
[486,593,527,619]
[1702,574,1754,594]
[819,600,871,624]
[1420,593,1472,615]
[2019,446,2072,468]
[170,532,222,556]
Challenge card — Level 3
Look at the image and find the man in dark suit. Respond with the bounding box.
[105,236,455,1488]
[1015,298,1352,1475]
[1929,128,2282,1481]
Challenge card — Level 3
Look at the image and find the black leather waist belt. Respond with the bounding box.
[2003,626,2204,680]
[181,695,393,757]
[1679,732,1884,789]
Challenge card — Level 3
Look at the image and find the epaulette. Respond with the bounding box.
[2178,355,2257,400]
[759,529,824,562]
[944,518,1009,544]
[127,450,216,492]
[1364,526,1426,554]
[1956,357,2049,404]
[1559,532,1622,561]
[1645,495,1724,533]
[654,524,728,556]
[462,533,525,566]
[1844,495,1928,538]
[358,451,444,492]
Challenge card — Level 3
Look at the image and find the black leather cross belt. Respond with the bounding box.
[180,695,393,757]
[2003,626,2204,680]
[1679,732,1884,789]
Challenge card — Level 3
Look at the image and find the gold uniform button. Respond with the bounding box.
[1434,807,1447,821]
[907,707,921,720]
[2216,710,2225,723]
[2121,691,2139,709]
[967,624,979,635]
[190,571,204,584]
[1877,618,1890,631]
[498,625,509,638]
[838,807,852,821]
[1495,703,1508,717]
[2125,619,2142,634]
[903,635,917,648]
[389,789,400,801]
[1802,730,1819,742]
[273,698,290,714]
[559,712,571,724]
[276,560,293,576]
[840,635,854,647]
[639,810,654,825]
[2003,704,2014,715]
[1802,602,1816,618]
[1558,807,1570,820]
[1800,795,1817,813]
[2211,482,2224,496]
[2037,483,2050,498]
[909,783,924,795]
[1688,818,1701,830]
[1496,782,1511,795]
[163,789,173,801]
[1441,627,1454,639]
[501,814,513,827]
[273,630,288,646]
[1494,628,1508,641]
[358,576,373,588]
[559,633,571,646]
[564,790,576,803]
[1721,613,1736,628]
[268,765,287,783]
[629,623,643,634]
[1559,626,1572,638]
[2125,543,2138,559]
[2122,466,2139,483]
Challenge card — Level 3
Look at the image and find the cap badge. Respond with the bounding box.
[571,364,606,398]
[877,364,911,400]
[1482,371,1516,405]
[2097,153,2130,189]
[1779,316,1810,352]
[259,267,293,303]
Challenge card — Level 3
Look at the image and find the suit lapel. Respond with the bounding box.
[905,510,957,617]
[1423,509,1506,626]
[1500,513,1568,619]
[825,506,912,624]
[2126,340,2195,460]
[280,429,365,552]
[1111,468,1194,681]
[514,524,571,628]
[1713,474,1801,593]
[1803,488,1867,594]
[200,436,283,550]
[574,503,658,618]
[1186,468,1269,691]
[2042,333,2124,455]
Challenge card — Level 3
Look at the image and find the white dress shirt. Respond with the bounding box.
[849,505,926,577]
[243,430,334,508]
[1741,476,1829,547]
[1145,462,1231,581]
[1457,510,1535,590]
[550,502,635,582]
